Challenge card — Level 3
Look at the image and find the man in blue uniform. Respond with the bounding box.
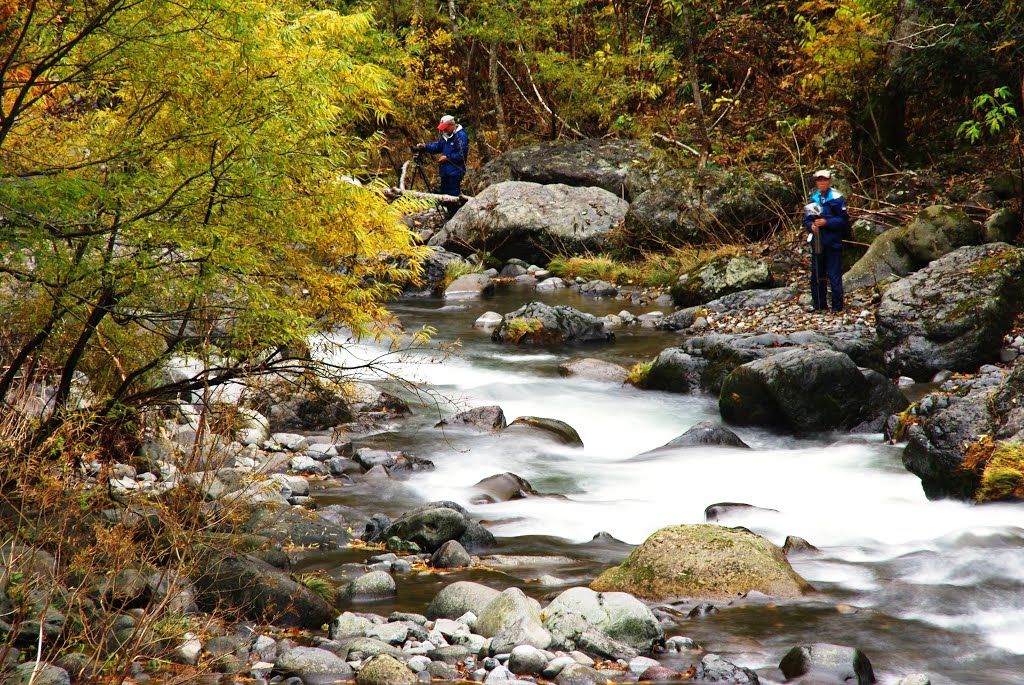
[415,114,469,219]
[802,169,850,313]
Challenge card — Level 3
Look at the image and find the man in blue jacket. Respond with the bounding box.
[416,114,469,219]
[802,169,850,312]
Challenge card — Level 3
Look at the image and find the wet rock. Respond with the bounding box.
[506,416,584,446]
[877,243,1024,380]
[426,581,502,620]
[537,277,566,291]
[778,644,875,685]
[704,502,779,523]
[236,503,351,549]
[471,473,539,504]
[476,588,550,648]
[445,273,496,300]
[379,503,470,552]
[501,263,528,278]
[470,138,662,201]
[718,349,899,432]
[437,406,507,431]
[590,524,810,601]
[627,169,797,247]
[492,302,613,346]
[687,603,718,618]
[639,664,685,681]
[276,646,354,683]
[659,421,749,449]
[643,348,707,393]
[340,637,401,661]
[695,654,760,684]
[543,586,662,655]
[431,182,629,264]
[782,536,819,555]
[670,255,773,307]
[246,377,353,432]
[558,358,629,383]
[475,311,504,329]
[704,287,800,314]
[431,540,473,569]
[413,246,468,294]
[357,654,417,685]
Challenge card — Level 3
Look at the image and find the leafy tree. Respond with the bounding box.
[0,0,426,435]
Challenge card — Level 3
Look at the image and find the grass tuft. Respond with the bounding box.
[625,361,653,386]
[976,441,1024,503]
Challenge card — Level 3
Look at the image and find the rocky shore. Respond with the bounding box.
[4,139,1022,685]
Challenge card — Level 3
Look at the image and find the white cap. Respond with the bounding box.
[812,169,832,180]
[437,115,456,130]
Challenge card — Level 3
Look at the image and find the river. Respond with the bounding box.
[309,284,1024,685]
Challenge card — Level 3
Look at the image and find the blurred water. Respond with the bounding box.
[317,285,1024,683]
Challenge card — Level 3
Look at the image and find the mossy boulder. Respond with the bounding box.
[899,205,983,265]
[493,302,613,346]
[590,524,811,601]
[844,205,983,291]
[670,255,773,307]
[876,243,1024,380]
[627,169,797,247]
[984,207,1021,244]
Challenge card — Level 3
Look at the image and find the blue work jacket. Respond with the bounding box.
[802,188,850,250]
[423,126,469,178]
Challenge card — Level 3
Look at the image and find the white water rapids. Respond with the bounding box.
[323,291,1024,683]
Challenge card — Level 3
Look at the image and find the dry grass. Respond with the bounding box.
[546,245,746,289]
[976,441,1024,503]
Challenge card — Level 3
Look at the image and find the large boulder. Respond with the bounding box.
[900,362,1024,500]
[590,524,811,601]
[876,243,1024,380]
[626,169,797,246]
[642,330,884,396]
[506,416,584,446]
[542,587,662,657]
[470,138,662,200]
[718,348,907,432]
[436,405,507,431]
[356,654,417,685]
[844,205,984,291]
[492,302,613,346]
[412,247,469,294]
[670,255,773,307]
[430,182,629,264]
[275,647,354,683]
[192,551,332,629]
[472,472,539,503]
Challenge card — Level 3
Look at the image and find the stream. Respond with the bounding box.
[305,284,1024,685]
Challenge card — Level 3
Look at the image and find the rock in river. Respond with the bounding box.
[492,302,613,346]
[590,524,811,602]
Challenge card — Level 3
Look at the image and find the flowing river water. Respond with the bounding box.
[303,284,1024,685]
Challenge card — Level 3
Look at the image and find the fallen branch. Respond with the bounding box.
[384,187,470,204]
[652,133,700,157]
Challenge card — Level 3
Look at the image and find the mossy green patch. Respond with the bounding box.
[977,441,1024,502]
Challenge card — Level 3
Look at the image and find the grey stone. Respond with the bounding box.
[431,540,473,569]
[437,406,507,431]
[670,255,773,307]
[346,571,397,601]
[4,663,70,685]
[508,645,548,675]
[356,654,417,685]
[542,587,661,656]
[446,274,496,300]
[492,302,613,345]
[431,182,629,264]
[427,581,502,620]
[558,358,628,383]
[276,647,354,681]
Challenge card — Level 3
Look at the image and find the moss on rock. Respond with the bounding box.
[590,524,811,601]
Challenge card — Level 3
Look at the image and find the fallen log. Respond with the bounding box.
[384,159,473,204]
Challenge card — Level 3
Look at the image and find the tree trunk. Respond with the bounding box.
[681,0,712,166]
[489,44,508,148]
[877,0,918,158]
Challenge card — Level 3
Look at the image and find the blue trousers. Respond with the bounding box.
[439,175,463,220]
[810,247,844,311]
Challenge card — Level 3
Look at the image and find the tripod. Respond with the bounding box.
[408,152,433,192]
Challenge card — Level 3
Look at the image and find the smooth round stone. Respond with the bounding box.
[508,645,548,675]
